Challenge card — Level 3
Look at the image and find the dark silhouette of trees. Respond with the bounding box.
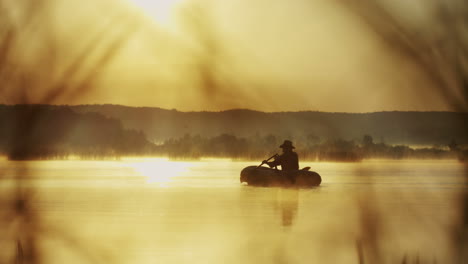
[362,135,374,147]
[154,132,461,161]
[0,105,155,160]
[449,139,460,152]
[2,104,464,161]
[70,105,468,146]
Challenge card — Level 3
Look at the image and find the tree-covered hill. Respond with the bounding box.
[71,104,468,146]
[0,105,155,159]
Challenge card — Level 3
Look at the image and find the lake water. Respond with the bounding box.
[0,159,466,264]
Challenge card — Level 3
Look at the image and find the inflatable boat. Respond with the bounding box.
[240,166,321,187]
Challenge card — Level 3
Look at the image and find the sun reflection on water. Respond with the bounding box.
[130,158,192,186]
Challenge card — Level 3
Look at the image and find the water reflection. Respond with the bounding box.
[273,188,299,228]
[0,159,466,263]
[130,159,192,186]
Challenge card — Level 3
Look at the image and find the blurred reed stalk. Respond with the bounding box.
[1,0,467,263]
[0,0,139,262]
[334,0,468,262]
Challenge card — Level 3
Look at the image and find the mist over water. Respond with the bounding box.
[0,159,465,263]
[1,0,467,263]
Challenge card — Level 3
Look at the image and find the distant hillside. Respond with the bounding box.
[0,105,155,159]
[70,104,468,146]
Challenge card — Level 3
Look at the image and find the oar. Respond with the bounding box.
[258,153,278,168]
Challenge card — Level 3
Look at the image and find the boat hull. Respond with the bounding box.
[240,166,321,187]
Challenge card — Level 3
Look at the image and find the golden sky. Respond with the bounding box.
[0,0,461,112]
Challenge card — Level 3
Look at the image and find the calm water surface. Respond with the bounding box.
[0,159,466,263]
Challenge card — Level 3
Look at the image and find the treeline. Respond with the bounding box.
[0,105,155,160]
[155,133,465,161]
[1,105,466,161]
[71,104,468,146]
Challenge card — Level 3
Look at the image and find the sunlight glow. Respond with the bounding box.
[127,0,183,27]
[131,159,191,186]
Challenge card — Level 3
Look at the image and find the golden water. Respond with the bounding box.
[0,159,466,263]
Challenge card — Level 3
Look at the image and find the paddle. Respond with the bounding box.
[258,153,278,168]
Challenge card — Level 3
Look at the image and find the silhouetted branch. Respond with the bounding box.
[337,0,468,111]
[334,1,468,262]
[0,0,142,263]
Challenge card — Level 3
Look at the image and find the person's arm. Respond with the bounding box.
[266,155,282,168]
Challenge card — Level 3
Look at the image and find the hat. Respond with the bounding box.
[279,140,295,149]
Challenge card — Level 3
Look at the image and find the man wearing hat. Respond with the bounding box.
[264,140,299,171]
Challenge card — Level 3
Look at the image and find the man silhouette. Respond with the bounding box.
[264,140,299,171]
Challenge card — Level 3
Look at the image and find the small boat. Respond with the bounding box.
[240,166,322,187]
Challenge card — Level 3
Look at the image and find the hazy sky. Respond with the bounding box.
[1,0,459,112]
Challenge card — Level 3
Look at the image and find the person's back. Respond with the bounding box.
[271,150,299,171]
[265,140,299,171]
